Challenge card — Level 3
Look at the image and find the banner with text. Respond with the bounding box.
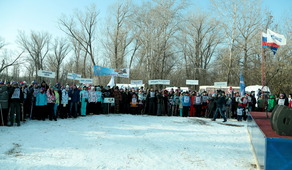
[37,70,56,79]
[93,65,130,78]
[186,80,199,85]
[131,80,143,85]
[214,82,227,87]
[79,78,93,84]
[148,80,170,85]
[67,73,82,80]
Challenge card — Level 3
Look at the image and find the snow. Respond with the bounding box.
[0,115,257,170]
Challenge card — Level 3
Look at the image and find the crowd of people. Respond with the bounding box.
[0,80,291,127]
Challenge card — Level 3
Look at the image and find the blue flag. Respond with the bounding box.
[240,72,245,96]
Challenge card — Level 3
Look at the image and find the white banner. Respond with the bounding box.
[37,70,56,78]
[148,80,170,85]
[79,78,93,84]
[131,80,143,85]
[103,97,115,104]
[186,80,199,85]
[67,73,82,80]
[214,82,227,87]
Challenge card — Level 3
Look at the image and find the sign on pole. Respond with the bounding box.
[148,80,170,85]
[186,80,199,85]
[67,73,81,80]
[79,78,93,84]
[37,70,56,78]
[214,82,227,87]
[131,80,143,85]
[103,98,115,104]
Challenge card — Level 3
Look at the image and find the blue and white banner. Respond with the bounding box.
[67,73,82,80]
[93,65,130,78]
[148,80,170,85]
[37,70,56,79]
[240,72,245,97]
[79,78,93,84]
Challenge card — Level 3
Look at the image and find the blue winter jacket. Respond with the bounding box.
[69,89,80,103]
[36,92,47,106]
[181,95,191,107]
[96,91,103,102]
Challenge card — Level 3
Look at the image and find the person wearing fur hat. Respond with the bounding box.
[80,86,89,116]
[8,82,24,126]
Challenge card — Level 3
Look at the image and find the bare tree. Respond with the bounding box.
[0,49,24,75]
[59,4,99,72]
[47,38,70,83]
[133,0,186,84]
[17,31,51,82]
[178,13,222,85]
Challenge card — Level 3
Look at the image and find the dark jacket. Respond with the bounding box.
[216,96,226,108]
[9,87,24,103]
[69,89,80,103]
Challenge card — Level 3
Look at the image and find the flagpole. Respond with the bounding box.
[261,31,267,115]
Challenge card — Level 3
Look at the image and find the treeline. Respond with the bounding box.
[0,0,291,94]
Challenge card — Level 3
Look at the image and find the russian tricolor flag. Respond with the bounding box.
[262,32,279,55]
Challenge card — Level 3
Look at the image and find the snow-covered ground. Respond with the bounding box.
[0,115,256,170]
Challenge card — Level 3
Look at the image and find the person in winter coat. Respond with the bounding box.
[113,87,122,113]
[289,94,292,107]
[179,92,183,116]
[212,92,227,122]
[88,86,97,114]
[201,92,208,117]
[268,95,276,112]
[156,91,163,116]
[194,93,202,117]
[172,91,180,116]
[47,87,56,121]
[147,88,156,115]
[60,86,69,118]
[277,93,289,106]
[69,85,80,118]
[0,83,10,126]
[53,87,60,120]
[130,93,139,115]
[102,86,112,114]
[181,92,191,117]
[9,82,24,126]
[206,93,216,118]
[237,94,248,121]
[36,87,47,120]
[96,87,103,114]
[225,93,232,119]
[138,90,146,115]
[79,86,89,116]
[189,92,195,117]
